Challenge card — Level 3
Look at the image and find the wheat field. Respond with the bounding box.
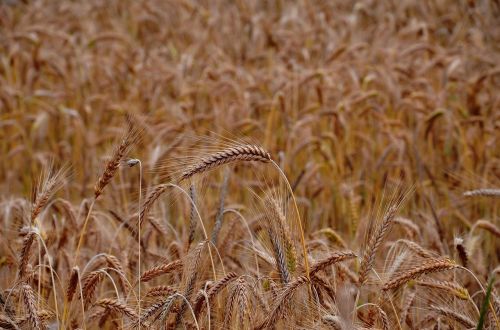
[0,0,499,329]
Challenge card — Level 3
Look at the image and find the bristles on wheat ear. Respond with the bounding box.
[180,144,271,181]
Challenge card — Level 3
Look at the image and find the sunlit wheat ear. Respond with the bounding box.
[382,258,457,291]
[179,144,271,182]
[321,314,344,329]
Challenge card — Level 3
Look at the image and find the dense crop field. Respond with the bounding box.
[0,0,499,329]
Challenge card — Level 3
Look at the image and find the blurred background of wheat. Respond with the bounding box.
[0,1,499,329]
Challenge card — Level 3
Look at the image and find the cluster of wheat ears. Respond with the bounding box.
[0,0,499,329]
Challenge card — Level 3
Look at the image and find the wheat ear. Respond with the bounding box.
[180,144,271,181]
[382,258,457,291]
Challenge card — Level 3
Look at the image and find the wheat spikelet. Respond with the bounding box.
[310,251,357,276]
[95,298,138,319]
[432,305,475,328]
[140,259,183,282]
[94,121,139,199]
[463,188,500,197]
[415,280,469,300]
[66,266,79,303]
[18,230,36,280]
[180,144,271,181]
[21,284,41,329]
[358,205,398,286]
[382,258,457,291]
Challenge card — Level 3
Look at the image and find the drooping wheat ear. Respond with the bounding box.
[472,220,500,237]
[140,259,183,282]
[321,315,344,329]
[265,195,297,274]
[463,188,500,197]
[18,230,36,280]
[358,205,398,286]
[66,266,79,303]
[145,286,177,298]
[415,280,469,300]
[257,276,310,329]
[95,299,138,320]
[21,284,41,329]
[180,144,271,181]
[94,122,139,199]
[81,270,104,307]
[139,184,167,227]
[193,272,237,316]
[382,258,457,291]
[432,305,475,328]
[454,237,468,267]
[310,251,357,276]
